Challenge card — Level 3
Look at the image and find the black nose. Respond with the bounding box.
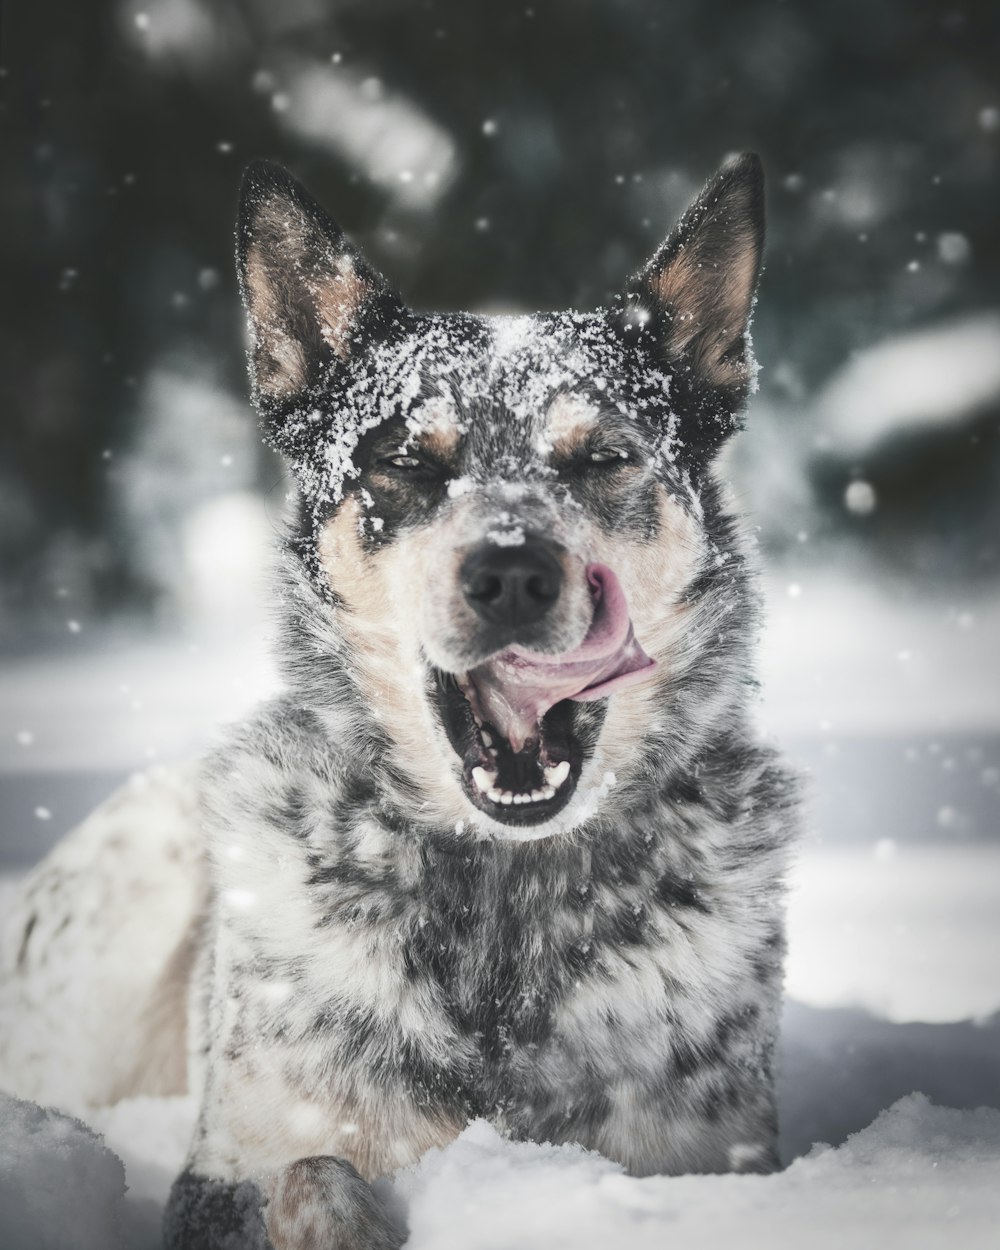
[461,541,564,629]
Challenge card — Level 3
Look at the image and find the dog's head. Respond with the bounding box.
[236,156,764,839]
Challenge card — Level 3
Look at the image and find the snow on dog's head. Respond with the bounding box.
[236,156,765,838]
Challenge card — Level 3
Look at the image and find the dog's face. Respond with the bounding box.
[237,157,764,837]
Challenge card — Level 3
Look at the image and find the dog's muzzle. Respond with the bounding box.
[434,560,657,832]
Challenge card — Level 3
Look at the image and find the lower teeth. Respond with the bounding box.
[472,766,497,792]
[468,734,571,809]
[473,777,563,806]
[543,760,571,788]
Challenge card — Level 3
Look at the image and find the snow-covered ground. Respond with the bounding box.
[4,1082,1000,1249]
[786,843,1000,1024]
[1,569,998,1247]
[404,1096,1000,1250]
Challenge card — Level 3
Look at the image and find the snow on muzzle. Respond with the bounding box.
[459,564,656,753]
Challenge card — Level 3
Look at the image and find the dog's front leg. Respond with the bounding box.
[162,1025,413,1250]
[164,1155,402,1250]
[161,928,414,1249]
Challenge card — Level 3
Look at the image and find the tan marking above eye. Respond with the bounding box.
[408,396,463,461]
[543,393,599,458]
[417,427,461,462]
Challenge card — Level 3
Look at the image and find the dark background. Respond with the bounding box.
[1,0,999,869]
[3,0,999,635]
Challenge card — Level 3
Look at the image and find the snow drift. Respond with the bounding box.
[2,1091,999,1250]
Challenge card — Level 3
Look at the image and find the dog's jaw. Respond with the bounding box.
[432,667,589,831]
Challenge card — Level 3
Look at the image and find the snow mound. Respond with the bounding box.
[0,1092,126,1250]
[395,1097,1000,1250]
[89,1095,196,1209]
[779,1001,1000,1162]
[3,1090,999,1249]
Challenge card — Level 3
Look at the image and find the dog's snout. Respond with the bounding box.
[461,541,563,629]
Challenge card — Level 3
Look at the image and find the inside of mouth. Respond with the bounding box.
[436,671,575,810]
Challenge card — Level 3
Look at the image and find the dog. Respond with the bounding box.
[0,153,798,1249]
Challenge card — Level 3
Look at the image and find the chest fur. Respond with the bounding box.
[213,803,783,1131]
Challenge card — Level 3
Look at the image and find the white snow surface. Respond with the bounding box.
[2,1091,999,1250]
[785,843,1000,1024]
[396,1100,1000,1250]
[757,571,1000,738]
[813,313,1000,458]
[0,1093,127,1250]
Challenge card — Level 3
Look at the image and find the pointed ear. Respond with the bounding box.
[622,153,765,398]
[236,161,402,406]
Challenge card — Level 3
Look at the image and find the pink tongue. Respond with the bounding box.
[463,564,656,752]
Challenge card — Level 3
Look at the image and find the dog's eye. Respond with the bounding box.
[372,448,447,482]
[589,448,629,465]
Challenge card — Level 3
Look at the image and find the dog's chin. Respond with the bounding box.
[432,668,589,829]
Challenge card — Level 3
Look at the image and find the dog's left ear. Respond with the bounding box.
[620,153,765,405]
[236,161,402,409]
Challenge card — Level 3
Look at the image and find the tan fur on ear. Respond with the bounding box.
[244,245,310,397]
[637,155,764,391]
[649,230,760,387]
[238,163,394,402]
[314,258,368,363]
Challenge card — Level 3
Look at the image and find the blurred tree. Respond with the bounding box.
[2,0,998,633]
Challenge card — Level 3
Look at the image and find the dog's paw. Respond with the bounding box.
[265,1156,405,1250]
[163,1168,271,1249]
[164,1158,404,1250]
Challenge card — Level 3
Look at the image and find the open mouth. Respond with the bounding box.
[433,564,656,828]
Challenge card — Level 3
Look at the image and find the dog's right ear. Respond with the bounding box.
[236,161,402,408]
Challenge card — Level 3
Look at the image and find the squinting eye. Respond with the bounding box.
[589,448,628,464]
[386,454,424,470]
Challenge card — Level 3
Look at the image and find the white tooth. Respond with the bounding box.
[487,788,502,803]
[474,716,483,727]
[499,791,514,805]
[542,786,556,800]
[488,747,499,757]
[481,730,493,746]
[530,789,544,802]
[513,794,526,804]
[472,766,497,793]
[544,761,571,788]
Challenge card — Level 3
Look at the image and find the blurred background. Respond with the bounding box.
[2,1,999,1026]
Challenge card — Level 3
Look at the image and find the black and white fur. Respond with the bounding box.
[0,155,799,1250]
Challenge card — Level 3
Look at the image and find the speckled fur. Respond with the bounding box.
[169,155,797,1248]
[0,156,799,1250]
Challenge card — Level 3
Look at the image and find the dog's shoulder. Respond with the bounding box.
[201,697,342,823]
